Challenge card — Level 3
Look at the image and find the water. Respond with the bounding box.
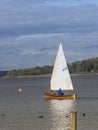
[0,75,98,130]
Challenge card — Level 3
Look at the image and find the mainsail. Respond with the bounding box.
[50,43,73,90]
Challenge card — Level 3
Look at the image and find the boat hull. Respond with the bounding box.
[44,92,76,100]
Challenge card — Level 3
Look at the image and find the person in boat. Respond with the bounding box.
[57,88,64,96]
[51,90,54,95]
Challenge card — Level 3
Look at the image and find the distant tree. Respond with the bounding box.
[6,57,98,77]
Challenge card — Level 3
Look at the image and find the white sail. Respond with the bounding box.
[50,43,73,90]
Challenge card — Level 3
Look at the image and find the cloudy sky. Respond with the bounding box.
[0,0,98,70]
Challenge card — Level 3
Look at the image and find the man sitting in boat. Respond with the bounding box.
[57,88,64,96]
[51,90,54,95]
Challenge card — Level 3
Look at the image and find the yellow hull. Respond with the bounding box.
[44,92,76,100]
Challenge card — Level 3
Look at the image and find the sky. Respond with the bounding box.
[0,0,98,70]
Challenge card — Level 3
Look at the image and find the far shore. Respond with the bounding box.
[2,74,51,78]
[1,73,98,78]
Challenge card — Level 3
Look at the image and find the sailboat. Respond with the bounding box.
[44,43,76,99]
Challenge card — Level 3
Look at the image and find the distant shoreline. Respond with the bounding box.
[2,73,98,78]
[71,73,98,76]
[2,57,98,78]
[2,74,51,78]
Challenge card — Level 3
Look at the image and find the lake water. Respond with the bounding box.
[0,75,98,130]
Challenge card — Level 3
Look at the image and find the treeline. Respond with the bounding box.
[6,66,53,77]
[2,57,98,77]
[0,71,8,77]
[68,57,98,74]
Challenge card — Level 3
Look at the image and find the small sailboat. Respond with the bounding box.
[44,43,76,99]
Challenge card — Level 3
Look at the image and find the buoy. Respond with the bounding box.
[18,88,23,92]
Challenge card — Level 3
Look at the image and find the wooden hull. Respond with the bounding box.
[44,92,76,100]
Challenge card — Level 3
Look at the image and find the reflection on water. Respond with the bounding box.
[48,100,75,130]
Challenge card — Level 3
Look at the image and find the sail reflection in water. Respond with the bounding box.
[48,100,75,130]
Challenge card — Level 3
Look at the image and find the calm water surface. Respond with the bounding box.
[0,75,98,130]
